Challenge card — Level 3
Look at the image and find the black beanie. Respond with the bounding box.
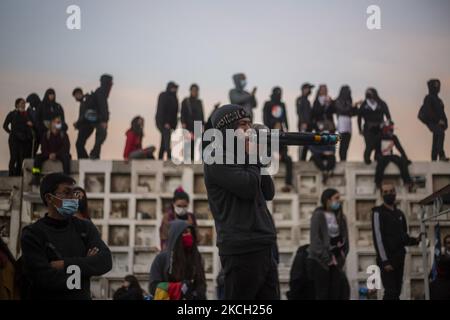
[211,104,250,130]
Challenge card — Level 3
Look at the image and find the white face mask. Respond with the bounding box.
[54,123,62,130]
[318,95,327,105]
[174,206,187,216]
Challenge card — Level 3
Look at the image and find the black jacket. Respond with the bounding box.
[287,245,315,300]
[296,95,312,130]
[311,99,336,131]
[26,94,41,129]
[155,85,179,131]
[181,97,204,132]
[263,100,288,130]
[422,92,447,130]
[204,162,277,256]
[371,205,418,266]
[3,110,33,143]
[358,100,391,133]
[93,87,111,123]
[39,89,67,132]
[20,215,112,300]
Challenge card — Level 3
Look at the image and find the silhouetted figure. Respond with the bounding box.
[113,275,145,300]
[374,120,413,191]
[26,93,41,156]
[3,98,33,176]
[312,84,335,132]
[297,83,315,161]
[335,85,358,161]
[418,79,448,161]
[229,73,257,120]
[38,88,67,135]
[181,84,205,161]
[72,87,92,159]
[156,82,179,160]
[263,87,293,191]
[31,115,71,186]
[358,88,391,164]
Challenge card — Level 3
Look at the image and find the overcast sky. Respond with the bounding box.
[1,0,450,169]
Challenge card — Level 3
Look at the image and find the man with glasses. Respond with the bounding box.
[371,181,421,300]
[21,173,112,299]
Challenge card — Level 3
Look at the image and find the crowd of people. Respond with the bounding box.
[1,74,449,301]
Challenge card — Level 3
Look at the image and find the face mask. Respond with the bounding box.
[240,79,247,88]
[54,123,62,130]
[330,201,341,211]
[182,233,194,249]
[174,206,187,216]
[52,195,79,216]
[383,194,396,206]
[318,96,327,105]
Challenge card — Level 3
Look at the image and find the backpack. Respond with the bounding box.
[418,103,429,125]
[15,218,89,300]
[82,92,98,123]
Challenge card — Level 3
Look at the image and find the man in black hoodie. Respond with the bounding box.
[181,84,204,161]
[263,87,293,191]
[26,93,41,156]
[229,73,257,120]
[203,104,279,300]
[297,83,314,161]
[155,81,179,160]
[371,182,421,300]
[90,74,113,159]
[419,79,448,161]
[21,173,112,299]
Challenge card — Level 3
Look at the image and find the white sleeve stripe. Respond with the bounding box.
[374,211,388,261]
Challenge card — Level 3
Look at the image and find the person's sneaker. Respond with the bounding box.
[29,175,40,186]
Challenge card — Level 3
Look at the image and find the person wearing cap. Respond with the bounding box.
[20,173,112,299]
[374,120,413,191]
[296,83,314,161]
[156,81,179,160]
[159,187,199,250]
[203,104,279,300]
[229,73,257,120]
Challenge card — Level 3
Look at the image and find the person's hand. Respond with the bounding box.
[87,247,100,257]
[49,153,56,160]
[100,122,108,129]
[27,121,33,127]
[164,123,171,129]
[384,264,394,272]
[50,260,64,270]
[252,87,257,96]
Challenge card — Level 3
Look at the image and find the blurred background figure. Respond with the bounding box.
[297,83,315,161]
[113,275,145,300]
[229,73,257,120]
[312,84,335,133]
[156,81,179,160]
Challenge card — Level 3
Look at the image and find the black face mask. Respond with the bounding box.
[383,194,396,206]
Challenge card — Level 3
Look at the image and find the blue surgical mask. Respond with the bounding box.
[52,195,79,216]
[330,201,341,211]
[240,79,247,88]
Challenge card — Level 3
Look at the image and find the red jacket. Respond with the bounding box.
[123,129,142,159]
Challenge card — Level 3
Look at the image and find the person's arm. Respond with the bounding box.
[309,210,332,265]
[401,212,420,246]
[262,102,270,127]
[63,220,112,277]
[261,174,275,201]
[357,107,363,133]
[393,135,409,160]
[283,104,289,131]
[209,164,260,200]
[372,210,391,266]
[3,112,12,134]
[21,226,70,290]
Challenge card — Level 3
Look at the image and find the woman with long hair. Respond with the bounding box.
[123,116,155,160]
[113,275,145,300]
[150,220,206,300]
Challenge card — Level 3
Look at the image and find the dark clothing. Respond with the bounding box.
[204,163,277,256]
[158,127,172,160]
[430,125,446,161]
[375,133,412,186]
[229,73,257,120]
[220,247,279,300]
[75,123,94,159]
[93,85,111,124]
[296,95,312,130]
[87,84,111,159]
[26,93,41,156]
[3,110,33,176]
[335,98,357,161]
[308,259,350,300]
[113,287,144,300]
[90,124,107,159]
[312,99,336,132]
[39,91,67,134]
[20,214,112,300]
[379,253,405,300]
[287,245,315,300]
[371,205,418,266]
[339,132,351,161]
[358,100,391,163]
[310,145,336,173]
[155,87,179,131]
[181,97,204,132]
[34,131,71,174]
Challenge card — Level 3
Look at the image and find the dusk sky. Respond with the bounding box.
[1,0,450,169]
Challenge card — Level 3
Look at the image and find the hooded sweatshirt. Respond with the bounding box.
[422,80,447,129]
[39,89,67,132]
[181,96,204,133]
[263,88,288,130]
[94,75,113,123]
[155,82,179,131]
[149,220,206,299]
[26,93,41,128]
[229,73,257,119]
